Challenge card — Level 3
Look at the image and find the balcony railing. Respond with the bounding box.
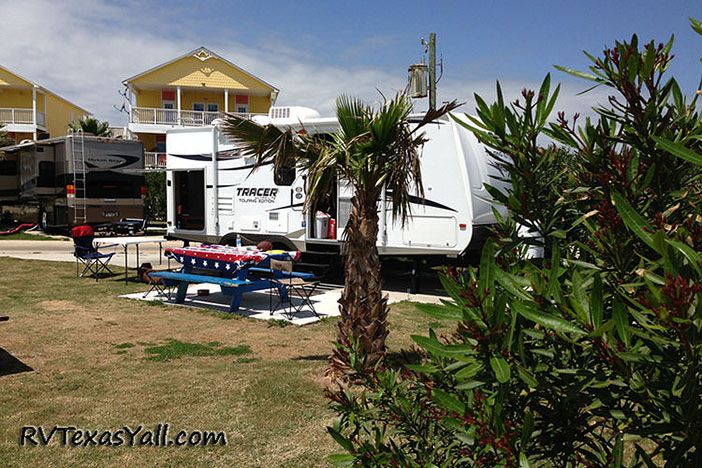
[144,152,167,169]
[0,108,46,127]
[130,107,258,127]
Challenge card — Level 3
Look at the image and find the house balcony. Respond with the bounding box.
[0,107,47,134]
[144,151,167,170]
[127,107,259,134]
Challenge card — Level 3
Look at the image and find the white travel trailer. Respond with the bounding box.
[164,107,506,258]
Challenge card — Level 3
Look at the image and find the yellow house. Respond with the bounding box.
[0,65,90,142]
[123,47,279,166]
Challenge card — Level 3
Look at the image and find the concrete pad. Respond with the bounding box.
[122,282,448,326]
[121,283,342,326]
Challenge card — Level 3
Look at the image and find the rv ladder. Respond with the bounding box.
[68,130,87,224]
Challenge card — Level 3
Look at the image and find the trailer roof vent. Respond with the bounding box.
[268,106,320,123]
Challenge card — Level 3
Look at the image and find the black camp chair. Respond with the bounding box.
[71,225,116,280]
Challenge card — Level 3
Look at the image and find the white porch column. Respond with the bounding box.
[224,89,228,113]
[32,85,37,139]
[176,86,182,124]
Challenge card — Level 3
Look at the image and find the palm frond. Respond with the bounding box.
[220,113,302,179]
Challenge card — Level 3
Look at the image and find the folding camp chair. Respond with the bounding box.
[71,225,116,280]
[268,259,321,320]
[142,273,177,299]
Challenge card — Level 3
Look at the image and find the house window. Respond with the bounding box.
[207,104,218,112]
[193,103,205,112]
[235,95,249,114]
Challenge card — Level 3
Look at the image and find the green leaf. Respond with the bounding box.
[495,268,531,300]
[327,427,355,453]
[653,135,702,166]
[554,65,601,82]
[432,389,465,414]
[478,241,496,296]
[519,453,531,468]
[613,299,630,347]
[411,335,476,358]
[513,301,587,336]
[517,365,538,388]
[328,453,355,466]
[455,380,486,390]
[590,273,603,328]
[665,239,702,275]
[490,356,511,383]
[455,362,484,380]
[611,191,657,250]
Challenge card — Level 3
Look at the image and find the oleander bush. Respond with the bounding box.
[327,20,702,467]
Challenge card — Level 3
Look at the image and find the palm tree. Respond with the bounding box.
[69,116,111,137]
[221,94,459,377]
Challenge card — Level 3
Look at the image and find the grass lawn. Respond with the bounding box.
[0,257,449,467]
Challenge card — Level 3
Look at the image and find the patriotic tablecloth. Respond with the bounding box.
[165,244,301,274]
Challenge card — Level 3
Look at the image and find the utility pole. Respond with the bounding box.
[428,33,436,110]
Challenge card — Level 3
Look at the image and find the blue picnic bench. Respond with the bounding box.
[147,270,277,312]
[148,268,315,313]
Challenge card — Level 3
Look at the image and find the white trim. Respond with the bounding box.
[177,86,182,122]
[32,86,37,139]
[224,89,228,113]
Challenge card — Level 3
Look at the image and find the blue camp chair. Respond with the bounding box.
[71,225,116,280]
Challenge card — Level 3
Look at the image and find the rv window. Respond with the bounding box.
[37,161,55,187]
[86,172,143,198]
[274,166,295,186]
[0,160,17,176]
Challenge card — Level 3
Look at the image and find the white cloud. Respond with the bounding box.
[0,0,606,128]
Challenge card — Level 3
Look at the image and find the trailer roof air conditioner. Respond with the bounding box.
[268,106,320,124]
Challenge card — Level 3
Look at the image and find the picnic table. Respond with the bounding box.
[94,236,168,284]
[159,244,309,312]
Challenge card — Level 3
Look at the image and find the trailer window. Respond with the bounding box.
[174,171,205,231]
[274,166,295,186]
[0,159,17,176]
[38,161,55,187]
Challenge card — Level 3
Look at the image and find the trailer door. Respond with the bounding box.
[173,170,205,231]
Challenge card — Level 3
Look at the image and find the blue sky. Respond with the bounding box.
[1,1,700,123]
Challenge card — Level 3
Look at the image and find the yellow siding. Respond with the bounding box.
[134,89,162,108]
[0,88,32,108]
[0,68,32,87]
[136,133,158,152]
[249,95,271,114]
[0,88,48,110]
[129,55,272,93]
[182,90,224,110]
[45,94,88,137]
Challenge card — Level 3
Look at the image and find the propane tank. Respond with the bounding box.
[327,218,336,239]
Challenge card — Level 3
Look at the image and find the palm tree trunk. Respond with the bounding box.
[328,193,389,379]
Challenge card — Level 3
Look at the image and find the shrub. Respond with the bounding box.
[327,22,702,466]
